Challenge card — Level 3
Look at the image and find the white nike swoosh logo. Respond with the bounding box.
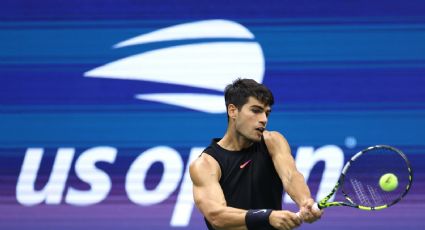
[253,209,267,214]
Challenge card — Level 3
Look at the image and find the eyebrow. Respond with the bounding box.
[250,105,272,113]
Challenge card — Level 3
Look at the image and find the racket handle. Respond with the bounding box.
[295,202,321,218]
[313,202,320,211]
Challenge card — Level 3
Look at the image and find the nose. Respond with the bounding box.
[259,112,267,126]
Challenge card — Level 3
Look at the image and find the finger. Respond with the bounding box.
[307,212,322,223]
[300,209,311,220]
[281,215,296,229]
[300,209,309,219]
[280,221,290,230]
[305,202,313,209]
[295,211,303,222]
[285,217,295,228]
[290,213,302,226]
[306,211,319,223]
[302,214,313,223]
[312,208,322,217]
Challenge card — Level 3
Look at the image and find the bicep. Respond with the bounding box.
[190,155,227,218]
[190,154,251,229]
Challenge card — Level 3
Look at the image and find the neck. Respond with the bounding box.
[217,126,253,151]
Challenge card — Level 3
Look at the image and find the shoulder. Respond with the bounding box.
[263,131,289,145]
[190,153,220,172]
[262,131,291,156]
[189,153,221,185]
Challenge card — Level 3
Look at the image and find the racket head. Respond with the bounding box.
[316,145,413,210]
[338,145,413,210]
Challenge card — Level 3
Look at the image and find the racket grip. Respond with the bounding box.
[312,202,320,211]
[295,202,320,218]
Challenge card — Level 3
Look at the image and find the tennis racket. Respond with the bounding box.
[303,145,413,213]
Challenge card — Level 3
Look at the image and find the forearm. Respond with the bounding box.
[204,205,247,230]
[208,207,282,230]
[283,171,312,206]
[265,131,312,206]
[270,153,312,206]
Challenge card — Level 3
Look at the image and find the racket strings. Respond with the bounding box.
[348,177,393,207]
[350,178,372,206]
[366,184,384,205]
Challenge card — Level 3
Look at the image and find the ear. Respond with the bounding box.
[227,104,238,120]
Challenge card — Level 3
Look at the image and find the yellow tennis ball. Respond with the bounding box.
[379,173,398,192]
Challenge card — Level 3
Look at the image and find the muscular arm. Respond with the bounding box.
[190,154,247,230]
[263,131,312,206]
[190,152,301,230]
[263,131,322,223]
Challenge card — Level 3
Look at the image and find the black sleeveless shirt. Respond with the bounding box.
[203,138,283,229]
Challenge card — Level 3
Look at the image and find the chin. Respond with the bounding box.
[249,135,262,142]
[238,130,261,143]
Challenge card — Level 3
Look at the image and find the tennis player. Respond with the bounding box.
[190,78,322,230]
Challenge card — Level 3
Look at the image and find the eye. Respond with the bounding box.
[252,108,261,113]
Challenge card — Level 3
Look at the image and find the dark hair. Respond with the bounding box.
[224,78,274,112]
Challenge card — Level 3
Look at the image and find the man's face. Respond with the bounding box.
[233,97,271,142]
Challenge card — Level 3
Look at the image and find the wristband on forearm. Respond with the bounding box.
[245,209,273,230]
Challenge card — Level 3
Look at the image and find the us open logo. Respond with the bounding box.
[84,20,265,113]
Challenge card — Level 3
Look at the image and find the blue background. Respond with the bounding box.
[1,0,425,229]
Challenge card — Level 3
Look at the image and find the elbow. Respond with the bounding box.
[211,222,224,230]
[195,199,230,230]
[207,210,227,229]
[195,199,227,229]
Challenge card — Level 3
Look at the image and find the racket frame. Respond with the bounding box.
[316,145,413,211]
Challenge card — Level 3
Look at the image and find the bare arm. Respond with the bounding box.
[263,131,322,222]
[190,153,301,230]
[190,153,247,230]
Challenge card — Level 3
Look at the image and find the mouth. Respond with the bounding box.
[255,127,265,133]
